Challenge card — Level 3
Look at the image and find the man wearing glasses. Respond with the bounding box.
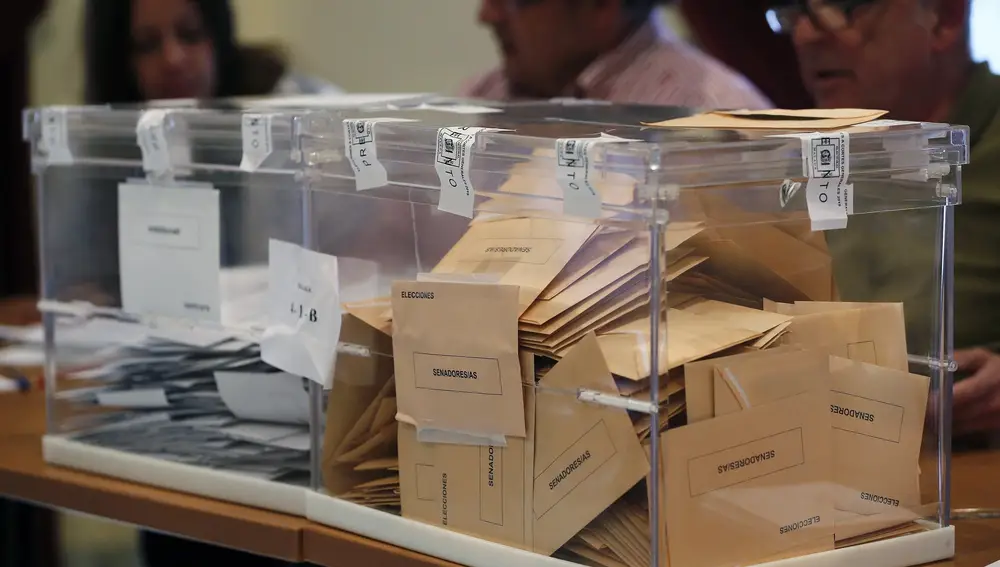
[462,0,771,108]
[770,0,1000,436]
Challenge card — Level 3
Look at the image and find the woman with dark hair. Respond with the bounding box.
[83,0,338,104]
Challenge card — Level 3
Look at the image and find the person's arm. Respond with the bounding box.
[953,349,1000,434]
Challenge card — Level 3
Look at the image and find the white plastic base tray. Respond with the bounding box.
[43,435,307,516]
[306,491,955,567]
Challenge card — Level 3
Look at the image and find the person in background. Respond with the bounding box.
[49,0,339,302]
[773,0,1000,437]
[678,0,813,108]
[463,0,771,109]
[84,0,339,104]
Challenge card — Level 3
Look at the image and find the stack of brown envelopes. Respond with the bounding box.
[323,208,932,566]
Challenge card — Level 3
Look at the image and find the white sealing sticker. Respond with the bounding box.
[554,135,634,219]
[434,127,492,218]
[802,132,852,231]
[261,239,344,387]
[240,113,273,172]
[343,118,414,190]
[136,110,172,175]
[118,182,221,322]
[40,108,73,165]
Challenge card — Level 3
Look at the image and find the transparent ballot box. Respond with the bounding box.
[297,108,967,567]
[23,101,352,515]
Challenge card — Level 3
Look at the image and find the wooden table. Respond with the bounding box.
[0,391,309,561]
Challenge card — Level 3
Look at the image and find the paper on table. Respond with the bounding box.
[96,388,171,409]
[664,391,834,567]
[431,216,597,316]
[645,108,887,130]
[118,182,222,322]
[214,371,310,424]
[392,281,525,439]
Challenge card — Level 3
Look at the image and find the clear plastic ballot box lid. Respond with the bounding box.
[297,105,968,567]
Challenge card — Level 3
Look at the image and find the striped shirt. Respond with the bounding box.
[461,19,771,110]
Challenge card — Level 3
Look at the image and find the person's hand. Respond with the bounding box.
[953,348,1000,434]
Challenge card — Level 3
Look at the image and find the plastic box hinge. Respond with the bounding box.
[577,389,658,415]
[907,354,958,372]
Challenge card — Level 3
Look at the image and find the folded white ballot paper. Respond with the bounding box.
[261,239,380,386]
[215,371,310,424]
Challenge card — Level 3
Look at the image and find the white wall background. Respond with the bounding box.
[971,0,1000,73]
[29,0,686,106]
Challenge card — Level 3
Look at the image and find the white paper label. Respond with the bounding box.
[343,118,414,190]
[118,182,221,322]
[554,135,636,219]
[40,108,73,165]
[434,127,492,218]
[240,113,273,172]
[556,138,602,219]
[136,110,172,174]
[261,239,344,386]
[802,132,852,231]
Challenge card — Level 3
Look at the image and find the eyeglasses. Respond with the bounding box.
[765,0,880,34]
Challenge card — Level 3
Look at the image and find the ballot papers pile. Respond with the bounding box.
[318,210,937,567]
[50,267,312,484]
[60,331,311,483]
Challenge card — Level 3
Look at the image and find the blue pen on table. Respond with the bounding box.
[0,371,31,393]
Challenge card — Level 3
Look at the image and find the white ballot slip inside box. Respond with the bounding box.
[117,182,222,323]
[262,239,381,386]
[215,371,310,424]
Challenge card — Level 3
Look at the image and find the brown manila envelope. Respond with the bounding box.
[321,313,396,495]
[780,303,909,372]
[685,346,805,425]
[398,374,537,550]
[532,334,650,555]
[688,225,835,303]
[521,236,650,327]
[711,352,929,539]
[430,216,597,316]
[391,281,526,439]
[645,108,887,131]
[597,301,789,381]
[712,349,831,418]
[539,229,637,301]
[664,391,835,567]
[827,356,928,518]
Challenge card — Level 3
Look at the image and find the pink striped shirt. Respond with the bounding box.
[461,20,771,110]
